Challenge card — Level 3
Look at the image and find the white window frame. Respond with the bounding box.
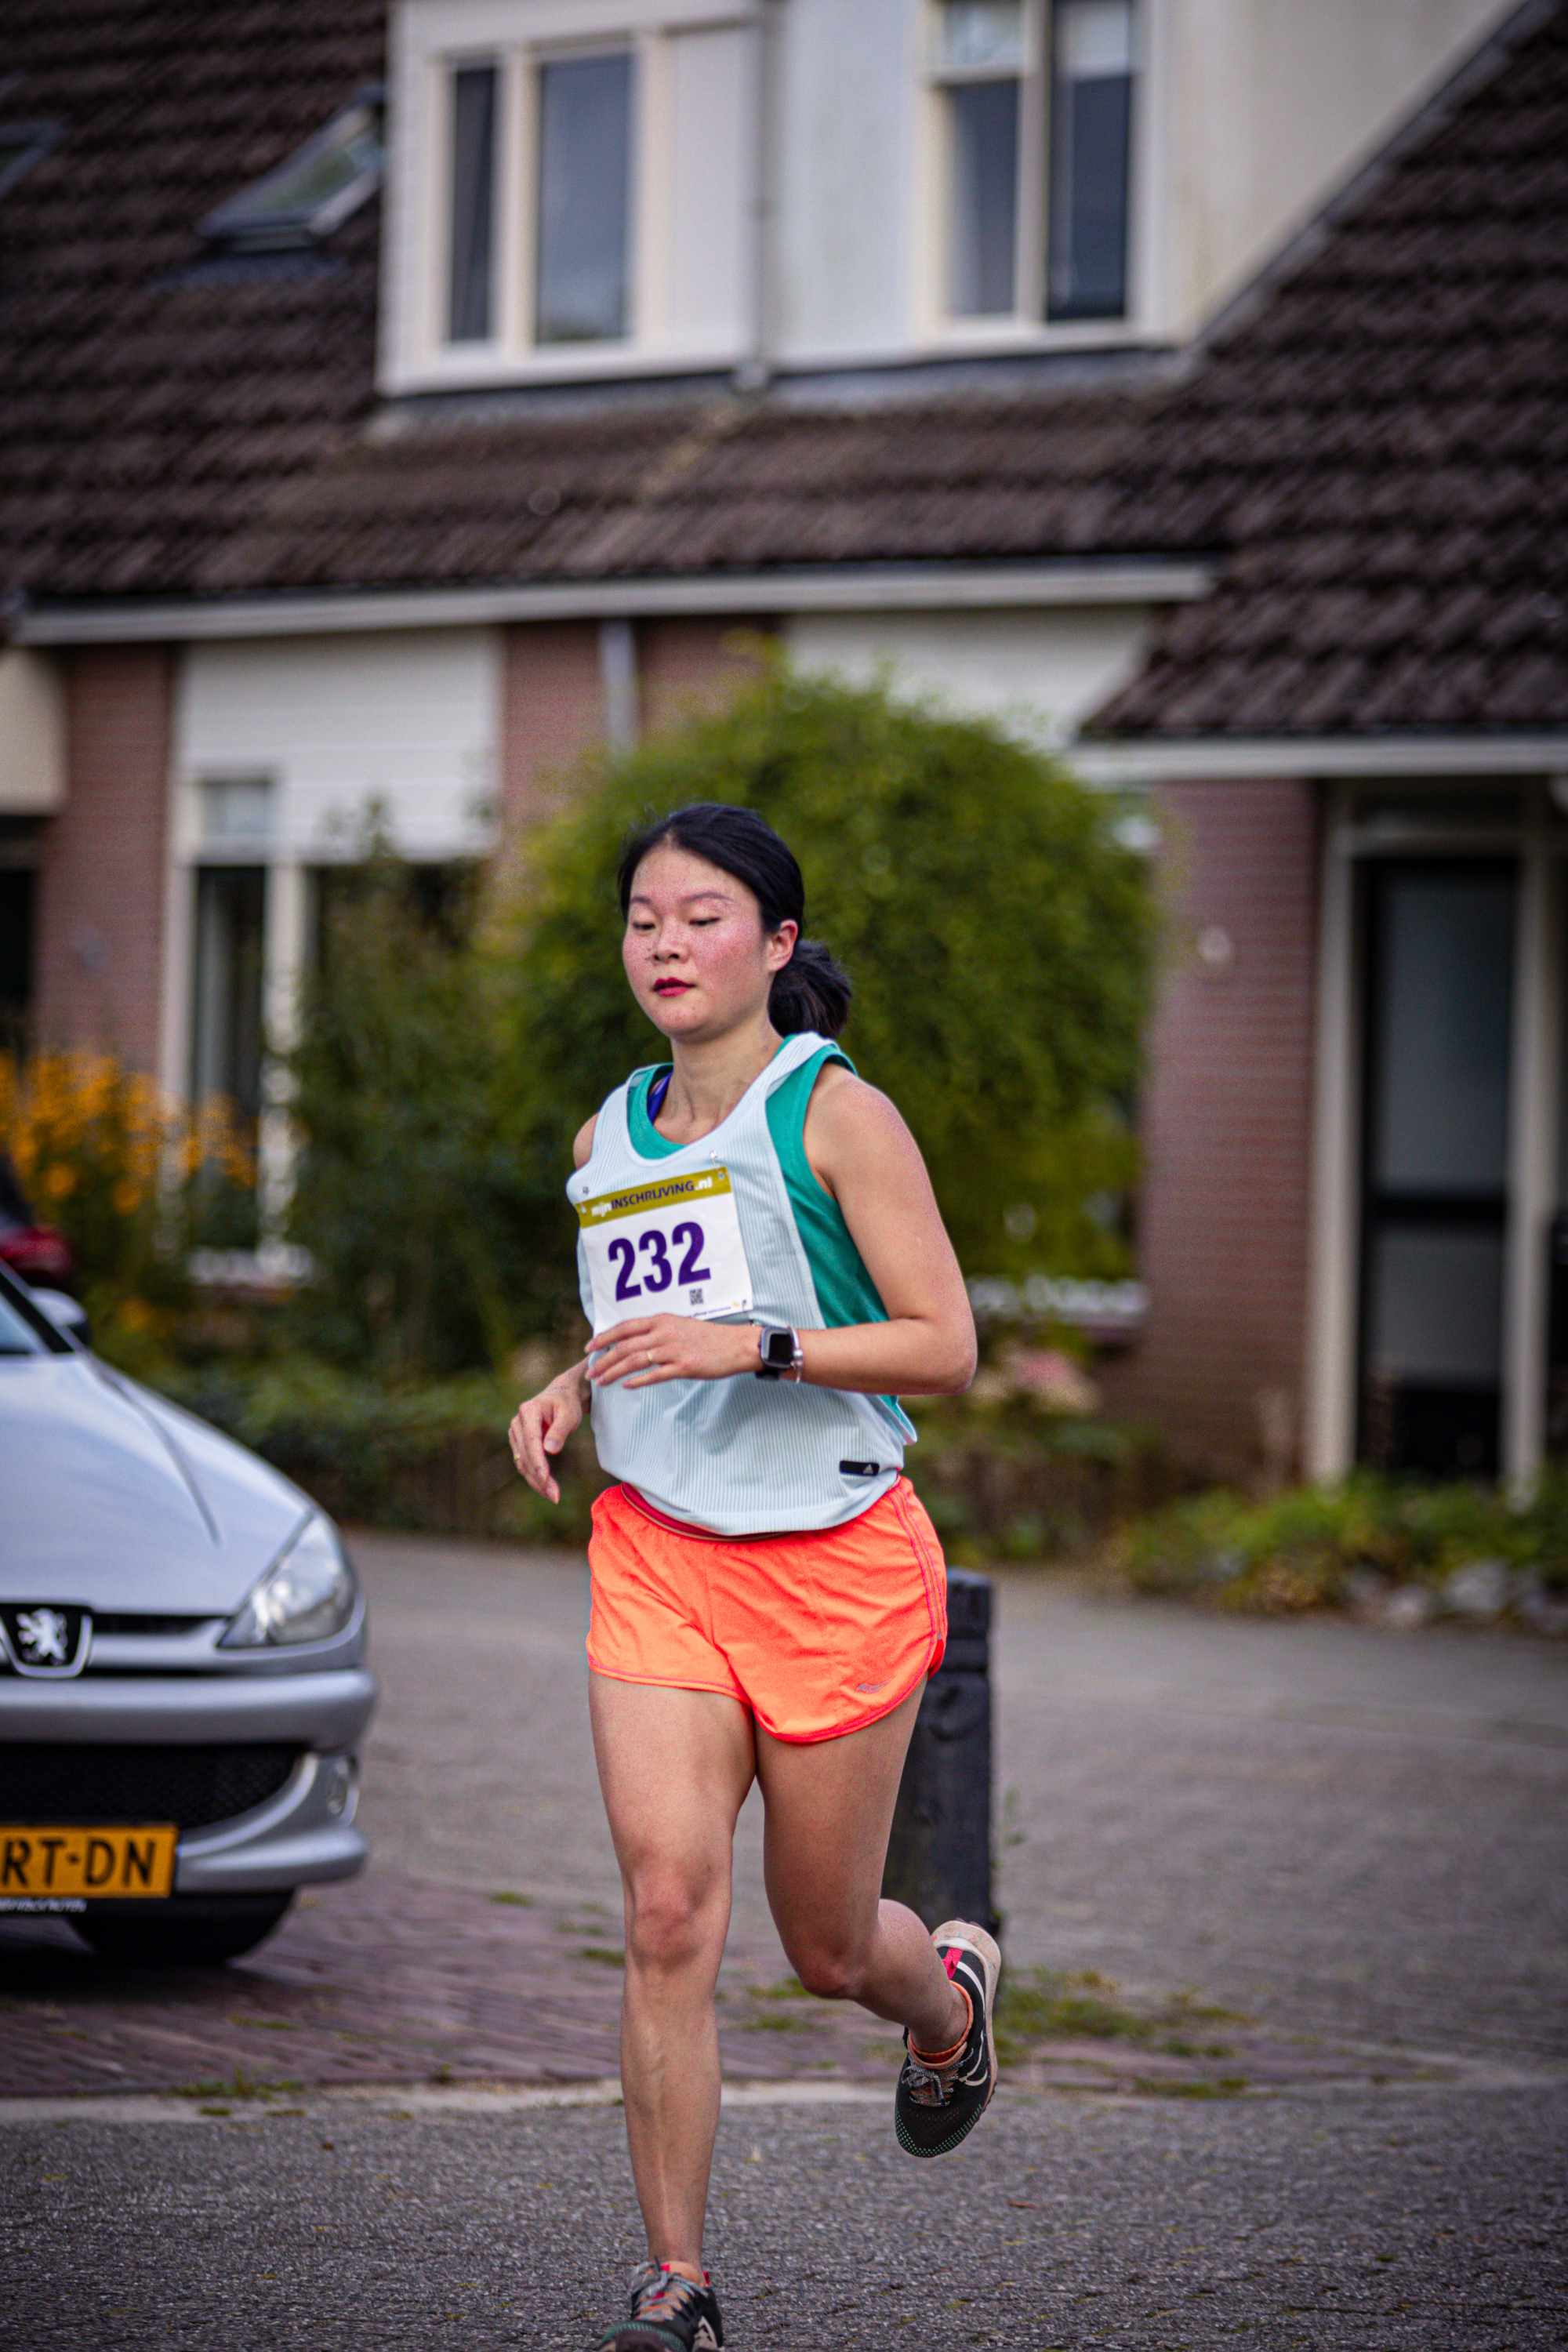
[913,0,1155,350]
[383,0,758,392]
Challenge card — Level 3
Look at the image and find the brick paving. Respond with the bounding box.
[0,1872,887,2099]
[0,1866,1445,2105]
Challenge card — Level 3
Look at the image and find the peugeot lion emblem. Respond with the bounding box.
[1,1603,92,1678]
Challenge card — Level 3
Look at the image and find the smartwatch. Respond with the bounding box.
[756,1325,804,1381]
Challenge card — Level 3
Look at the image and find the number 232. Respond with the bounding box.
[607,1221,711,1301]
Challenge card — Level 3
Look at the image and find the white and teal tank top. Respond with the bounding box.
[568,1030,915,1537]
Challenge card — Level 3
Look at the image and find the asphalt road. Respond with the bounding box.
[4,1533,1566,2348]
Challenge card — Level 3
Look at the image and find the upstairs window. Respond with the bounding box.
[535,52,633,344]
[934,5,1025,318]
[1048,0,1134,318]
[929,0,1135,328]
[390,1,751,388]
[442,45,634,350]
[447,64,499,341]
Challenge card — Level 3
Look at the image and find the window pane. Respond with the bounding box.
[1367,1228,1504,1386]
[448,65,498,344]
[1048,0,1133,319]
[191,867,266,1126]
[201,776,274,848]
[535,53,632,345]
[948,79,1018,317]
[0,867,34,1049]
[1370,869,1514,1195]
[935,2,1025,71]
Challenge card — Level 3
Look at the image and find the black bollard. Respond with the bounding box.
[882,1568,996,1937]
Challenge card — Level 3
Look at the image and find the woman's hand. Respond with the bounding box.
[589,1314,756,1390]
[508,1367,588,1504]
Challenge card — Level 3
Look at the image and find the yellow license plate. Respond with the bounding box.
[0,1824,177,1900]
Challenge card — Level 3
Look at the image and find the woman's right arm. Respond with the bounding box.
[506,1112,597,1504]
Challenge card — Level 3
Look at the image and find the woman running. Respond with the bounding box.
[508,802,1000,2352]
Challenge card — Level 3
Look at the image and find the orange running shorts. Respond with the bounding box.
[586,1477,949,1744]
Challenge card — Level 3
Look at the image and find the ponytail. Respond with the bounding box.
[768,937,851,1039]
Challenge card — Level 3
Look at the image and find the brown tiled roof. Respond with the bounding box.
[0,1,1170,608]
[209,387,1176,593]
[3,1,1566,741]
[1093,2,1568,736]
[0,0,387,602]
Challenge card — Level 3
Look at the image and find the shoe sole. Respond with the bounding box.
[895,1918,1002,2158]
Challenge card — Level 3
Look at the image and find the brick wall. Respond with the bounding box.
[499,620,606,829]
[33,645,173,1071]
[637,616,771,739]
[499,616,771,834]
[1097,777,1320,1480]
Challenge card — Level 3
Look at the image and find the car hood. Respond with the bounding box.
[0,1356,314,1613]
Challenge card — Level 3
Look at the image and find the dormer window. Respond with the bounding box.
[201,89,384,254]
[386,0,753,390]
[0,121,60,204]
[439,42,635,352]
[1048,1,1134,318]
[535,51,633,345]
[446,64,499,340]
[928,0,1135,328]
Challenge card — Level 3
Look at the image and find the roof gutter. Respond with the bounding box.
[11,560,1213,645]
[1071,734,1568,785]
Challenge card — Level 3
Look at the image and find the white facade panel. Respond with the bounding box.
[783,604,1154,748]
[769,0,914,358]
[666,25,750,349]
[0,649,64,813]
[174,631,499,862]
[1167,0,1518,336]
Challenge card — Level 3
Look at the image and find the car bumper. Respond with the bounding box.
[0,1668,377,1897]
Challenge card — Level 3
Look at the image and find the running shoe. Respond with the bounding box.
[895,1918,1002,2158]
[597,2262,724,2351]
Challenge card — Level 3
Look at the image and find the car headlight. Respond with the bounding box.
[220,1514,358,1649]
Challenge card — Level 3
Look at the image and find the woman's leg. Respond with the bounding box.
[589,1671,757,2278]
[755,1684,970,2053]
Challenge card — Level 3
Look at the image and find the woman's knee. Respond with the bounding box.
[624,1870,725,1977]
[783,1933,869,2004]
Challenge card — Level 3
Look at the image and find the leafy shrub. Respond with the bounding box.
[284,847,544,1376]
[151,1358,606,1546]
[0,1047,252,1332]
[1115,1472,1568,1613]
[488,662,1155,1304]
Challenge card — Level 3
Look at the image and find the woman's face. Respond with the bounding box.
[623,841,797,1044]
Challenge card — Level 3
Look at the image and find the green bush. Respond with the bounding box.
[151,1359,606,1546]
[284,846,544,1376]
[1116,1472,1568,1613]
[488,662,1155,1302]
[279,669,1154,1374]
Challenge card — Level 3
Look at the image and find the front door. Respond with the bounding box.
[1357,861,1515,1477]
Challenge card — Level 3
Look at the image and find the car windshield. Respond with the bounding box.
[0,1270,71,1356]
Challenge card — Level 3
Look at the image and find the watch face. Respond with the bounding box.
[763,1327,795,1367]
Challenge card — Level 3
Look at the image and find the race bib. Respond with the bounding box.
[576,1166,753,1335]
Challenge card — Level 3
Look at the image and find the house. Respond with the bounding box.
[1,0,1563,1486]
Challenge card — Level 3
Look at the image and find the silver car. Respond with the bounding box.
[0,1261,375,1965]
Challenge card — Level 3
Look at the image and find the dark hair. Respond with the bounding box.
[616,802,851,1038]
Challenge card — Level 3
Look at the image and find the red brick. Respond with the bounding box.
[33,646,173,1071]
[637,616,771,739]
[499,620,605,830]
[499,616,771,836]
[1098,777,1319,1479]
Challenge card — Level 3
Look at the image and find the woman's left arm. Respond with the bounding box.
[789,1068,976,1396]
[588,1069,975,1396]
